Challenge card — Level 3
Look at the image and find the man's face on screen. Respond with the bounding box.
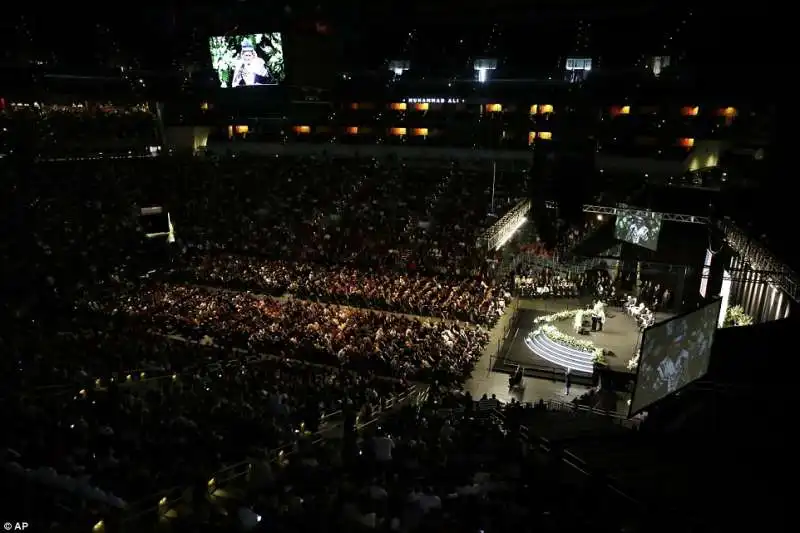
[242,50,255,63]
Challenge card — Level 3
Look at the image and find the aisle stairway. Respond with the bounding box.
[405,170,452,235]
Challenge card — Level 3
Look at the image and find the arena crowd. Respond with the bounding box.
[0,111,661,533]
[204,390,641,533]
[79,283,488,383]
[173,254,510,326]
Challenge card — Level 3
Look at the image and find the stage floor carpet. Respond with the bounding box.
[494,299,673,379]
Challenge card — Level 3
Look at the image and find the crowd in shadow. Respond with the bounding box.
[0,151,526,531]
[1,104,158,157]
[3,346,402,508]
[169,390,644,533]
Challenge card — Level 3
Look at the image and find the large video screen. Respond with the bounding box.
[630,299,721,416]
[614,211,662,251]
[209,33,285,88]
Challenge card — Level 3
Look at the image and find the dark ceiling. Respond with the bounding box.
[0,4,773,76]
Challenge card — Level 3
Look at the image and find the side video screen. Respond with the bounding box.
[614,210,662,251]
[630,299,721,416]
[209,33,286,88]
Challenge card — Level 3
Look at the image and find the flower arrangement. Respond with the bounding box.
[535,324,606,365]
[593,350,607,366]
[723,305,754,328]
[533,310,578,326]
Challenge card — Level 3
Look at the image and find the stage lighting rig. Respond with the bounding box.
[717,218,799,303]
[483,199,530,251]
[581,205,710,225]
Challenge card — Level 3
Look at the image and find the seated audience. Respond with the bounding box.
[174,254,509,326]
[80,283,488,384]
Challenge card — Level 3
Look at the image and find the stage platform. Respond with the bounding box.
[493,299,673,388]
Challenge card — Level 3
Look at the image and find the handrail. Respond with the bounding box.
[116,384,422,531]
[544,398,626,419]
[120,402,347,523]
[489,407,641,507]
[21,351,272,402]
[352,386,429,440]
[542,399,641,429]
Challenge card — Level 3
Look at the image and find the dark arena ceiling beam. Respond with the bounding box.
[582,205,710,225]
[161,0,660,25]
[354,0,661,23]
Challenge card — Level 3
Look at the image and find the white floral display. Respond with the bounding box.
[723,305,754,328]
[532,315,606,365]
[533,310,579,326]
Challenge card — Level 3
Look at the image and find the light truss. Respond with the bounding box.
[702,271,789,283]
[575,207,798,301]
[582,205,710,224]
[717,218,799,303]
[483,199,531,250]
[578,256,689,274]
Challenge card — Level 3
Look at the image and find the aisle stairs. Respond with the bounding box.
[330,168,372,219]
[403,171,452,235]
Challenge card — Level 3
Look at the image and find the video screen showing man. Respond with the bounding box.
[614,211,662,251]
[630,300,720,415]
[209,33,285,88]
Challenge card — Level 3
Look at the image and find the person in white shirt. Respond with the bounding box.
[231,40,272,87]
